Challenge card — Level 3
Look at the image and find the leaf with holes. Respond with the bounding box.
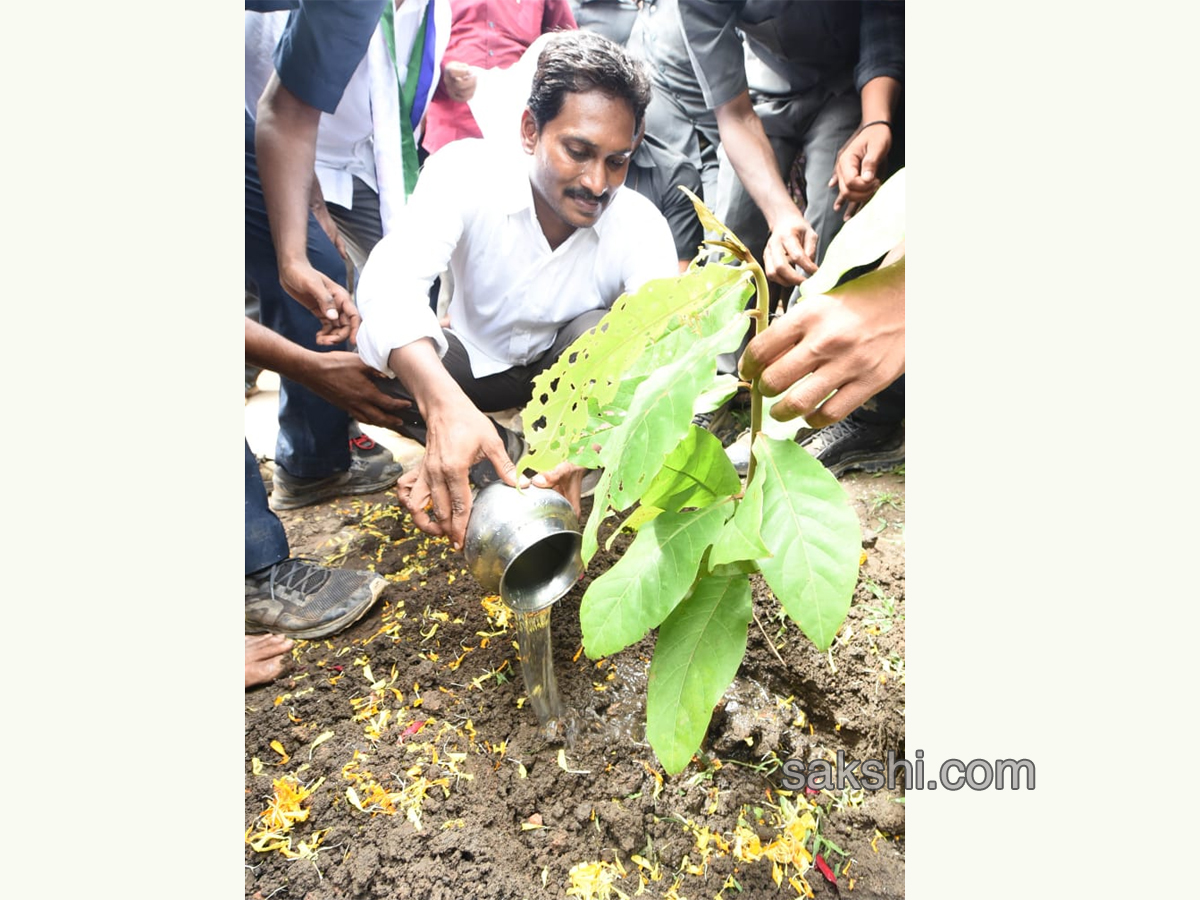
[595,313,749,516]
[519,265,752,474]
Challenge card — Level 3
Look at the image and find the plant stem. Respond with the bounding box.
[744,261,771,485]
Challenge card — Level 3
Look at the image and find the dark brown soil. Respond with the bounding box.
[245,469,906,899]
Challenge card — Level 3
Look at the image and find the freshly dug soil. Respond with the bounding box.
[245,469,906,899]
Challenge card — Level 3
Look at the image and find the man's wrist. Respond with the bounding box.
[764,198,807,235]
[278,253,314,281]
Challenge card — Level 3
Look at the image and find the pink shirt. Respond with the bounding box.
[421,0,576,154]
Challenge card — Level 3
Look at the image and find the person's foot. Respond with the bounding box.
[245,633,294,688]
[269,452,404,510]
[799,416,905,477]
[246,558,387,639]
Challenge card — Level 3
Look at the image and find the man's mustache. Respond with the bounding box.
[565,188,608,204]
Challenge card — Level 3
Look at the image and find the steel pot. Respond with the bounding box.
[463,482,583,612]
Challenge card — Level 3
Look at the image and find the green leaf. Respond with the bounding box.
[646,574,753,774]
[580,504,731,657]
[761,392,811,438]
[693,374,741,417]
[581,466,615,564]
[751,437,860,649]
[799,168,905,300]
[604,505,663,552]
[520,265,753,474]
[709,459,771,566]
[680,185,750,259]
[640,426,742,513]
[708,560,759,578]
[597,313,750,512]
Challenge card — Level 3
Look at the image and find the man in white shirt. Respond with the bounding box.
[355,30,677,549]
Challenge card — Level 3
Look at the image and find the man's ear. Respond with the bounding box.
[520,108,538,153]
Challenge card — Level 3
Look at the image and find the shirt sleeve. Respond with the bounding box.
[678,0,746,110]
[856,1,904,91]
[354,143,469,376]
[273,0,386,113]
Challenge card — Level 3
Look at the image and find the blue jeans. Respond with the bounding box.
[246,440,288,575]
[245,111,351,479]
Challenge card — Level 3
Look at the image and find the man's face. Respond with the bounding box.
[521,90,639,248]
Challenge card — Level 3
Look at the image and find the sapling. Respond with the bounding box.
[518,172,905,773]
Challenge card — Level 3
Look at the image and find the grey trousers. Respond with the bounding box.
[716,73,862,268]
[644,80,721,207]
[326,175,384,270]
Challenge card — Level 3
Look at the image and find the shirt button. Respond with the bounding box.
[488,21,493,27]
[488,49,494,56]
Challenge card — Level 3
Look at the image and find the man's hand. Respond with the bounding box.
[278,259,361,345]
[398,405,516,549]
[762,209,820,287]
[245,317,411,426]
[442,61,478,102]
[829,123,892,221]
[740,256,904,428]
[524,461,587,519]
[308,352,412,429]
[712,90,819,287]
[256,75,359,341]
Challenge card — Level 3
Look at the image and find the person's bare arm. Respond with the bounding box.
[713,89,818,286]
[245,317,411,429]
[388,341,516,549]
[256,74,358,343]
[740,244,905,428]
[828,75,902,219]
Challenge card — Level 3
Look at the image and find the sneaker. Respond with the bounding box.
[799,416,904,478]
[246,557,385,639]
[692,403,744,449]
[270,452,404,510]
[348,423,388,458]
[468,422,528,489]
[724,429,752,477]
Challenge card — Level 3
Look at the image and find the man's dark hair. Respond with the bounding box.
[526,30,652,135]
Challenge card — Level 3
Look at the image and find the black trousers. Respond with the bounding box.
[378,308,608,443]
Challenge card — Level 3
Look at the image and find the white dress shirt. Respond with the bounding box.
[355,138,678,379]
